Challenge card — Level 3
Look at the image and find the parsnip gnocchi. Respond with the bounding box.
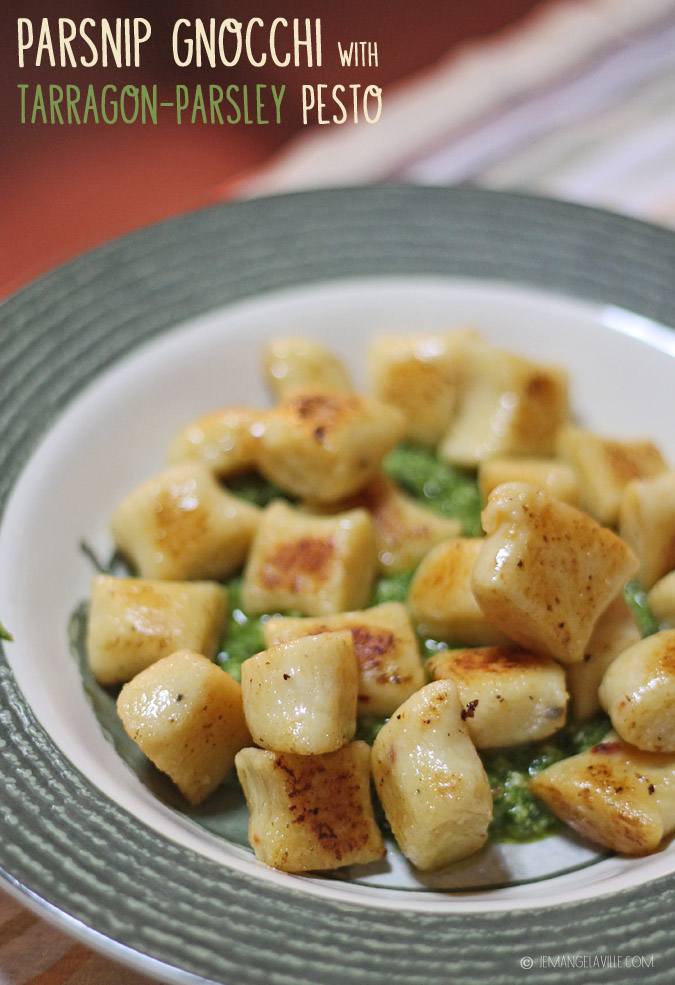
[529,731,675,855]
[471,483,639,664]
[263,601,425,717]
[598,629,675,752]
[427,646,567,748]
[235,742,385,871]
[565,595,641,721]
[87,574,228,686]
[371,680,493,869]
[111,462,260,581]
[117,648,251,805]
[82,324,675,877]
[408,537,512,646]
[241,631,358,755]
[241,500,377,617]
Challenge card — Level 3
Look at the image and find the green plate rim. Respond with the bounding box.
[1,185,675,985]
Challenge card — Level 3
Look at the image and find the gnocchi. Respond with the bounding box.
[81,323,675,877]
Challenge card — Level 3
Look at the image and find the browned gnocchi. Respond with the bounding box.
[79,330,674,872]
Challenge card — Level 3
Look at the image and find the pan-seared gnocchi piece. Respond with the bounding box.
[255,390,405,503]
[306,473,461,574]
[619,470,675,590]
[529,731,675,855]
[599,630,675,753]
[241,631,358,755]
[263,602,425,718]
[566,595,641,721]
[117,649,251,805]
[371,680,492,870]
[407,538,512,646]
[471,483,639,664]
[167,405,264,478]
[439,337,569,468]
[649,571,675,628]
[262,336,353,400]
[241,500,377,617]
[368,329,478,447]
[86,574,228,686]
[428,646,567,748]
[557,425,667,526]
[478,457,579,507]
[235,742,385,872]
[111,463,260,581]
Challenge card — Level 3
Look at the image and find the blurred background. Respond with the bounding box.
[4,0,675,298]
[4,0,675,299]
[0,0,581,297]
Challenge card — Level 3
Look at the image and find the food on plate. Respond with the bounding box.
[111,462,260,580]
[565,595,641,721]
[235,742,385,871]
[427,646,567,748]
[117,648,251,805]
[305,473,461,574]
[368,329,477,446]
[437,336,569,467]
[557,425,667,526]
[649,571,675,627]
[263,335,353,399]
[83,325,675,875]
[168,405,263,478]
[619,469,675,589]
[241,500,377,617]
[241,631,358,755]
[478,456,579,507]
[471,483,639,663]
[86,574,228,686]
[408,537,511,646]
[371,680,493,870]
[598,629,675,752]
[263,601,426,718]
[528,731,675,855]
[255,390,405,502]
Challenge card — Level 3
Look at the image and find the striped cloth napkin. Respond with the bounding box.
[3,0,675,982]
[241,0,675,228]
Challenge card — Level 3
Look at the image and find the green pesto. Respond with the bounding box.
[624,579,659,637]
[481,715,611,842]
[216,577,267,683]
[0,620,13,642]
[370,571,414,606]
[382,441,483,537]
[226,471,287,509]
[355,716,387,746]
[354,707,612,844]
[358,704,616,844]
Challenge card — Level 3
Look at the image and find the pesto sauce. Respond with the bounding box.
[382,441,483,537]
[226,472,287,509]
[481,715,611,842]
[219,443,656,846]
[217,578,267,683]
[624,579,659,637]
[369,571,414,606]
[0,620,12,642]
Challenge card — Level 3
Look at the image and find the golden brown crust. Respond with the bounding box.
[260,537,336,592]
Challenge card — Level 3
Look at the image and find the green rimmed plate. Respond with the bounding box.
[1,186,674,984]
